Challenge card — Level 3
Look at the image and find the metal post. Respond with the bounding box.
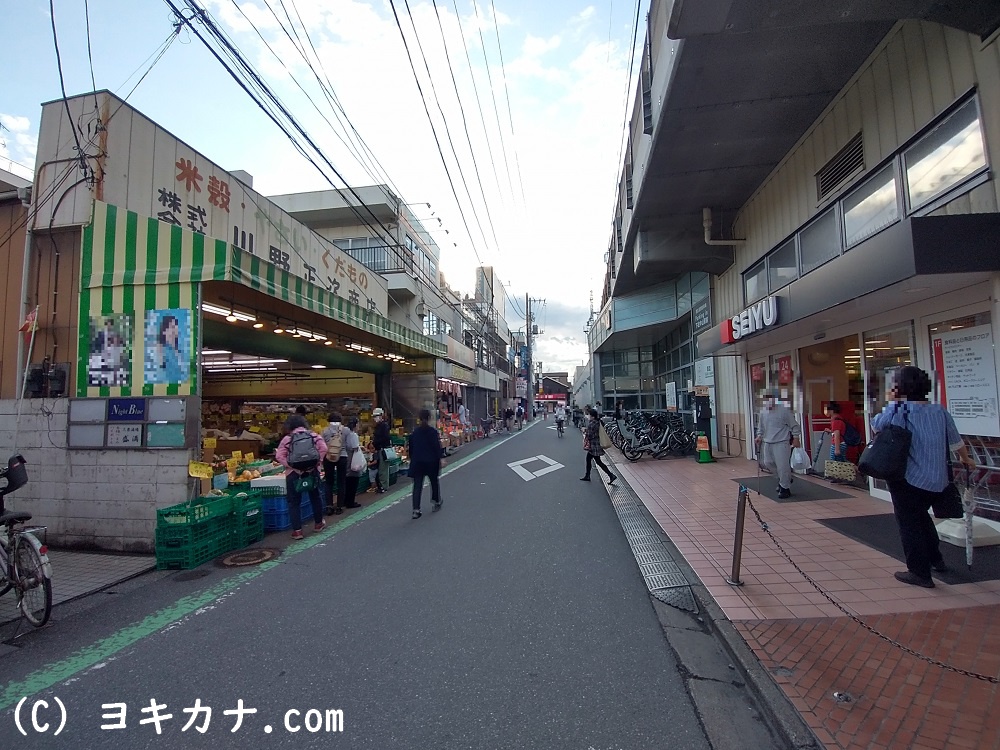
[727,485,748,586]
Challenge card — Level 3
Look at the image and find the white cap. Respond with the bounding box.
[372,407,385,417]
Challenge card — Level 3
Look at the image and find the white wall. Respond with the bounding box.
[0,398,192,553]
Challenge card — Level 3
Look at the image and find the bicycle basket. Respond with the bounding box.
[1,455,28,498]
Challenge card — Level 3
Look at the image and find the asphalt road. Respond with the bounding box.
[1,420,717,749]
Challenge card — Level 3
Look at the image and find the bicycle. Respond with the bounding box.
[556,418,565,438]
[0,455,53,628]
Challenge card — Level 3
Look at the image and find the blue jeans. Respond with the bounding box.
[286,470,323,530]
[410,461,440,511]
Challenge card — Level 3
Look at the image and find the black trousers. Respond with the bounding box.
[410,461,441,511]
[323,456,348,508]
[585,452,613,479]
[285,470,323,531]
[886,478,944,579]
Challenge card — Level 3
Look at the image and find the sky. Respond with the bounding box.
[1,0,646,378]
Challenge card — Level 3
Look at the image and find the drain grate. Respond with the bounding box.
[626,534,662,547]
[652,586,698,613]
[644,571,689,589]
[639,561,682,577]
[631,542,667,555]
[621,518,655,535]
[634,551,674,565]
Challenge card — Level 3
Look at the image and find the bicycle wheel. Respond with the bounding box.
[623,445,643,462]
[14,537,51,627]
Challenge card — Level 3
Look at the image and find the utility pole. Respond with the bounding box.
[526,293,534,421]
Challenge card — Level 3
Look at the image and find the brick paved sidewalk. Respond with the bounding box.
[613,451,1000,750]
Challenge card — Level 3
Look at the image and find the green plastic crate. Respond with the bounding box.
[156,514,233,549]
[156,525,236,570]
[157,495,233,526]
[236,506,264,547]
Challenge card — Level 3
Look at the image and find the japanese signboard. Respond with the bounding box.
[932,324,1000,437]
[33,92,388,314]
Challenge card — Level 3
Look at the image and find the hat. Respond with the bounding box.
[372,407,385,417]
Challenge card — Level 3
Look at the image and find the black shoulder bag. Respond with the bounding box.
[932,415,965,519]
[858,404,911,481]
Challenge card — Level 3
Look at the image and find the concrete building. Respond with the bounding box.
[593,1,1000,517]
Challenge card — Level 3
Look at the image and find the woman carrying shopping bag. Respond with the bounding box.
[581,408,617,483]
[871,366,975,588]
[341,417,365,510]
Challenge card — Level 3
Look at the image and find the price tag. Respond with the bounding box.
[393,419,403,427]
[226,457,240,471]
[203,437,217,450]
[248,426,261,433]
[188,461,214,479]
[245,453,255,462]
[232,450,243,460]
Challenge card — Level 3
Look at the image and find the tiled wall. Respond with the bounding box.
[0,398,192,553]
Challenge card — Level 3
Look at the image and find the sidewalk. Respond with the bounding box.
[1,549,153,627]
[613,451,1000,750]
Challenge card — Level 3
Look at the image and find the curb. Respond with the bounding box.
[602,454,822,750]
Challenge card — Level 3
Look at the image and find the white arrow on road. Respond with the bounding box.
[507,455,565,481]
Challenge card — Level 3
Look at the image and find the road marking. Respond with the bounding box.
[0,435,515,711]
[507,455,564,481]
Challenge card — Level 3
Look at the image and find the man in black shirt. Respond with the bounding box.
[372,407,391,493]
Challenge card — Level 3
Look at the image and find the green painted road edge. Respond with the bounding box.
[0,426,531,710]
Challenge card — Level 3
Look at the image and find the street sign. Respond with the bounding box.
[507,455,564,481]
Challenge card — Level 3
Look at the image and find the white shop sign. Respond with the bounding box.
[723,296,778,343]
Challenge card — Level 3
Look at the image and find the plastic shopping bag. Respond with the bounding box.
[790,446,811,473]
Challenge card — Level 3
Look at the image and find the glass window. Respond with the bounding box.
[744,260,767,304]
[676,275,692,314]
[799,208,840,273]
[767,239,797,292]
[842,164,898,247]
[692,272,709,304]
[905,98,987,211]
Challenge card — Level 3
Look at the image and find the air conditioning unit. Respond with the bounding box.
[415,302,427,320]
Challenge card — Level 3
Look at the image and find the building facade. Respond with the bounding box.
[597,2,1000,518]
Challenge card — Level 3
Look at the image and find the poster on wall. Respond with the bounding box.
[144,309,192,385]
[776,355,793,385]
[665,381,677,411]
[932,323,1000,437]
[87,314,133,387]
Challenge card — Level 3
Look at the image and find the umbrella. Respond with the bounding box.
[962,466,976,570]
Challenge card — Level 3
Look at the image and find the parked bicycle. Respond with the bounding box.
[1,455,52,627]
[603,411,697,462]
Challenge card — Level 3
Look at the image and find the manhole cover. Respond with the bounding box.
[218,548,281,567]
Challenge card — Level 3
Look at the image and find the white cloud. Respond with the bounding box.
[0,113,37,175]
[0,114,31,132]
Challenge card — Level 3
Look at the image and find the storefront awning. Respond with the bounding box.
[697,214,1000,358]
[82,201,446,358]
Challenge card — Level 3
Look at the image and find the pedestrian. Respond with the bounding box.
[614,400,622,420]
[341,416,364,509]
[872,366,975,588]
[407,408,443,519]
[754,392,801,499]
[372,407,391,493]
[581,407,617,483]
[275,414,327,539]
[321,412,348,515]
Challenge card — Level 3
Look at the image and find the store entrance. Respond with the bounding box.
[799,335,865,471]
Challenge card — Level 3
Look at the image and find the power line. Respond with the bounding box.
[488,0,526,207]
[47,0,92,185]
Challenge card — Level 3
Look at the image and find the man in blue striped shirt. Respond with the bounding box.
[872,366,975,588]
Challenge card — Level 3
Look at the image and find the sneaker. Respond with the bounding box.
[412,510,422,519]
[776,486,791,499]
[579,476,591,481]
[894,570,934,588]
[332,507,344,515]
[291,530,304,540]
[366,487,378,494]
[432,500,442,512]
[314,521,327,532]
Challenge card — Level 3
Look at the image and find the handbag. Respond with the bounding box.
[598,424,612,450]
[932,423,965,519]
[824,459,858,482]
[858,405,911,481]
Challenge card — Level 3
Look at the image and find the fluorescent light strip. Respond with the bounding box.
[201,303,256,322]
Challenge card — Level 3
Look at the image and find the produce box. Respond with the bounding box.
[250,474,287,490]
[157,494,232,526]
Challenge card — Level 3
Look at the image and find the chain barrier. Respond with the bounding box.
[742,490,999,684]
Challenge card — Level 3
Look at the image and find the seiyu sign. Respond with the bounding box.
[722,296,778,344]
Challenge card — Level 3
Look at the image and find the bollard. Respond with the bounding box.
[727,485,748,586]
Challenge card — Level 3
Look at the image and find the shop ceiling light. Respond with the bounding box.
[226,306,238,322]
[311,364,326,369]
[253,321,264,329]
[201,349,231,355]
[324,341,332,346]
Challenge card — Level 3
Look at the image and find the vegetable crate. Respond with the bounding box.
[155,514,236,570]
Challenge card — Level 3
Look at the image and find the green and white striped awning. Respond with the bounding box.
[82,201,445,357]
